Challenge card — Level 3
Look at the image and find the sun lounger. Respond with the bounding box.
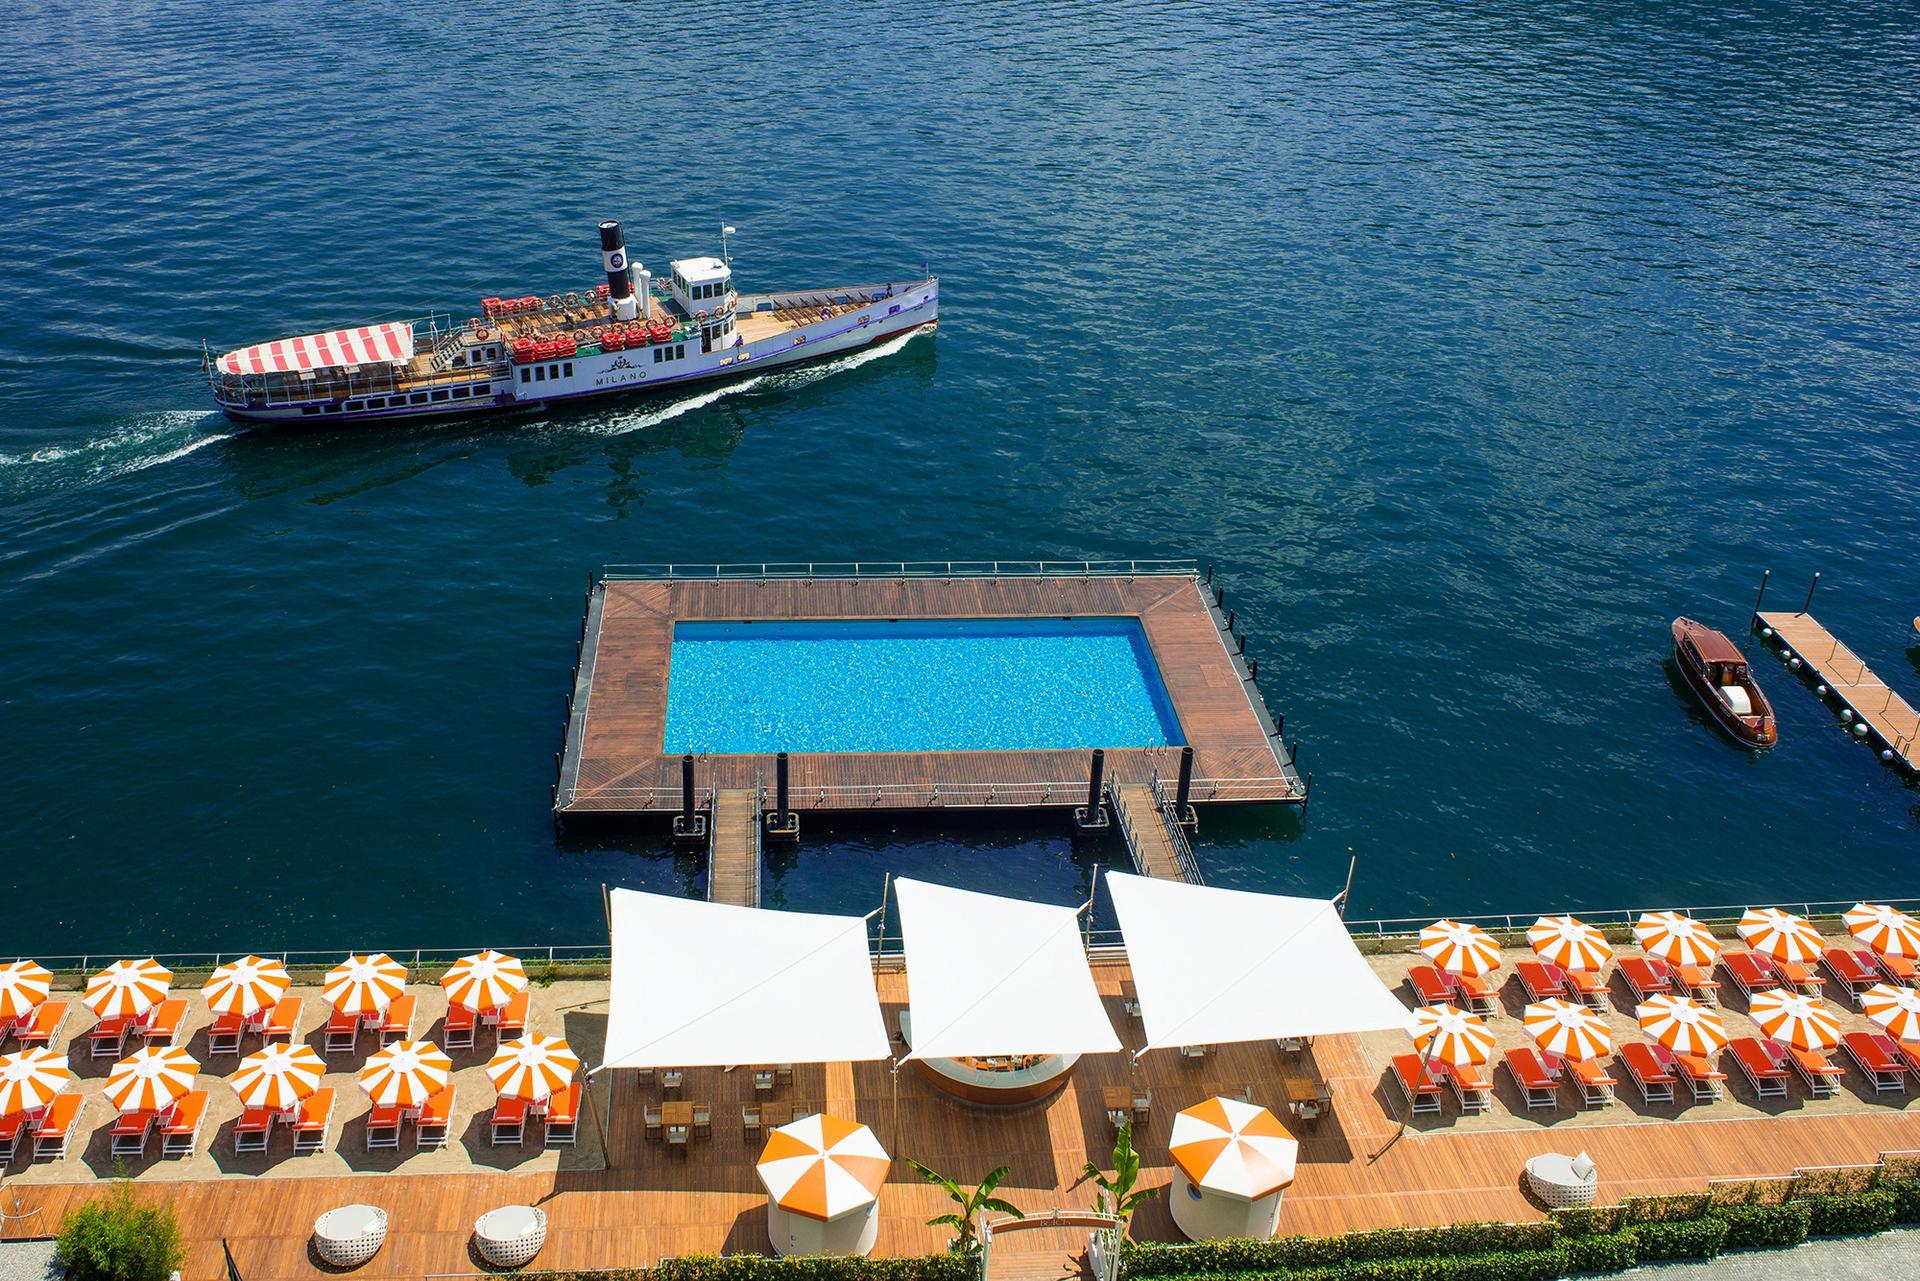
[323,1009,359,1057]
[443,1001,476,1050]
[1441,1060,1492,1113]
[494,990,529,1040]
[1617,956,1674,1004]
[1775,958,1826,997]
[1504,1047,1559,1110]
[1455,972,1497,1017]
[1727,1037,1789,1099]
[1391,1054,1443,1115]
[1566,967,1611,1012]
[1823,948,1881,1008]
[1673,963,1721,1006]
[1841,1031,1909,1094]
[89,1015,133,1058]
[416,1085,454,1149]
[160,1090,208,1157]
[1516,961,1570,1003]
[365,1103,403,1151]
[16,1000,69,1049]
[1778,1039,1843,1098]
[1650,1044,1725,1102]
[234,1107,275,1154]
[1895,1041,1920,1079]
[0,1110,28,1162]
[263,996,302,1044]
[545,1081,580,1145]
[378,994,416,1046]
[491,1096,528,1145]
[291,1087,334,1154]
[1874,953,1919,987]
[1564,1056,1617,1107]
[1408,965,1458,1007]
[110,1109,157,1158]
[141,998,188,1047]
[1619,1042,1676,1103]
[32,1092,81,1160]
[1722,952,1781,1003]
[207,1012,245,1056]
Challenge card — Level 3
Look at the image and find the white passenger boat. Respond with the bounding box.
[203,221,938,425]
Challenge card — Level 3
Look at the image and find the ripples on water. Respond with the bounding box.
[0,1,1917,952]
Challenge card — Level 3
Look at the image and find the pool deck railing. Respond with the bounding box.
[554,563,1307,824]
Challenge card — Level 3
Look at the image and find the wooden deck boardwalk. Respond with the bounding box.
[7,956,1920,1278]
[1112,783,1192,882]
[1757,609,1920,770]
[558,568,1305,816]
[708,788,761,907]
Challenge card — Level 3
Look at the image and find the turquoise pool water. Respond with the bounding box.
[661,617,1185,754]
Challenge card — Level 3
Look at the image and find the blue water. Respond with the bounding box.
[662,617,1184,754]
[1,1,1919,955]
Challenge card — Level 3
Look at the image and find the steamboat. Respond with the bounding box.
[203,221,938,425]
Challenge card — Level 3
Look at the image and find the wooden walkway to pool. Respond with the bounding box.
[1756,608,1920,772]
[708,788,762,906]
[556,564,1306,818]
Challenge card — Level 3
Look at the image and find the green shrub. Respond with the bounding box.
[1151,1254,1568,1281]
[1628,1217,1727,1261]
[1618,1192,1712,1225]
[1878,1177,1920,1225]
[1559,1232,1637,1274]
[652,1257,972,1281]
[1711,1201,1810,1249]
[1802,1188,1897,1238]
[56,1184,184,1281]
[1549,1206,1622,1238]
[1120,1224,1555,1277]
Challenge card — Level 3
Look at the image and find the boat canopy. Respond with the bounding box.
[1684,626,1745,666]
[217,321,415,376]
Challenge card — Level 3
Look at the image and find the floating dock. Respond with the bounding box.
[1753,576,1920,773]
[556,562,1305,824]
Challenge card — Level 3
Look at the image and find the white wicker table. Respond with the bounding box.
[312,1205,389,1267]
[1524,1151,1597,1208]
[474,1206,548,1268]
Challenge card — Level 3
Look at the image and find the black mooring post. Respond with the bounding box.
[680,753,696,819]
[1275,712,1285,738]
[672,753,706,842]
[1801,571,1820,615]
[1075,748,1110,830]
[1237,632,1246,655]
[1225,607,1236,634]
[1216,587,1226,610]
[1249,657,1259,682]
[776,751,791,821]
[1175,745,1195,818]
[1204,563,1213,585]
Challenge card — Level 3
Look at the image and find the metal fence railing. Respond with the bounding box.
[597,559,1199,582]
[1343,897,1920,941]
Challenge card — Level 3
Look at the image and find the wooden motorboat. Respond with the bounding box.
[1672,617,1777,747]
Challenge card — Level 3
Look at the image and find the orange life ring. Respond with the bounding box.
[547,294,562,310]
[474,327,490,342]
[565,291,581,306]
[468,317,482,333]
[573,330,590,345]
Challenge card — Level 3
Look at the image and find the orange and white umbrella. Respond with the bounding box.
[442,950,527,1013]
[1527,916,1611,973]
[1845,904,1920,959]
[1634,912,1719,968]
[1862,984,1920,1044]
[1747,989,1842,1053]
[1411,1003,1496,1067]
[0,1048,70,1116]
[82,958,172,1020]
[103,1045,198,1114]
[201,955,290,1019]
[1737,908,1824,965]
[231,1042,325,1111]
[1169,1095,1297,1201]
[756,1112,890,1221]
[323,953,407,1016]
[486,1034,579,1104]
[1419,920,1502,977]
[0,961,51,1023]
[358,1039,451,1109]
[1637,994,1728,1058]
[1523,998,1612,1062]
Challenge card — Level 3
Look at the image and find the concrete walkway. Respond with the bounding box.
[1645,1229,1920,1278]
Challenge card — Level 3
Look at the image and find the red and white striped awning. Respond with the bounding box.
[218,322,415,376]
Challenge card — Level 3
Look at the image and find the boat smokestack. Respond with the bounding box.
[600,220,639,322]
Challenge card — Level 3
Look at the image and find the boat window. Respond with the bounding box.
[366,397,385,408]
[324,404,343,413]
[564,362,573,377]
[520,368,530,383]
[535,367,545,381]
[450,387,467,399]
[345,401,361,411]
[301,406,321,416]
[431,389,450,402]
[410,392,428,404]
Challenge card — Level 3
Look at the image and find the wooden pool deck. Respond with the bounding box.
[556,565,1305,817]
[8,950,1920,1279]
[1756,608,1920,772]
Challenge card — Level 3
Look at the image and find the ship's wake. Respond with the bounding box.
[0,410,238,501]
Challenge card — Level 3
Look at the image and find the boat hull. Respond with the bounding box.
[1672,618,1777,748]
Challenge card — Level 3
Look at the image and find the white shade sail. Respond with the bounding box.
[1104,872,1416,1051]
[603,889,891,1071]
[894,878,1121,1061]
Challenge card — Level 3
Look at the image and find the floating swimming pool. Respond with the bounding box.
[662,617,1185,754]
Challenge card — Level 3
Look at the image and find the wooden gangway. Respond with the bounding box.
[706,788,762,907]
[1757,609,1920,771]
[1110,783,1200,883]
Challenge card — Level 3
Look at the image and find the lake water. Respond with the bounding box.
[2,1,1918,956]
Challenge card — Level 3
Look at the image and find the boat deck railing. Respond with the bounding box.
[598,559,1199,582]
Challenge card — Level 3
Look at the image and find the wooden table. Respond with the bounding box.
[1283,1074,1332,1123]
[1100,1085,1133,1127]
[661,1101,693,1145]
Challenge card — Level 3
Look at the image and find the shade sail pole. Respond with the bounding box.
[1369,1033,1437,1162]
[583,1059,613,1168]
